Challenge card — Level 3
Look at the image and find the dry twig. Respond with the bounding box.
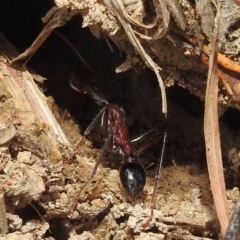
[187,36,240,74]
[201,53,233,96]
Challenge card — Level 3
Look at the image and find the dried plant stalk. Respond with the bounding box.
[204,1,229,235]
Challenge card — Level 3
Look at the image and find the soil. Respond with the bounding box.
[0,1,240,240]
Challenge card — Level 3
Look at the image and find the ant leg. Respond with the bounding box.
[131,129,164,156]
[142,132,167,228]
[75,106,108,151]
[65,106,107,162]
[69,130,113,213]
[100,104,109,140]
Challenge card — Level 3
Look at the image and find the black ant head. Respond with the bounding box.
[120,162,146,195]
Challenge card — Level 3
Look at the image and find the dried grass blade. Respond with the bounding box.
[204,1,229,235]
[11,7,78,67]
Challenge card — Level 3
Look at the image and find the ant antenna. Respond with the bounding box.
[54,30,101,79]
[142,131,167,228]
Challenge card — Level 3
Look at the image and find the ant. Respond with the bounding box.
[69,78,167,225]
[51,30,167,223]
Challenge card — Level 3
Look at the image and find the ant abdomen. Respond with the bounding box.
[120,162,146,195]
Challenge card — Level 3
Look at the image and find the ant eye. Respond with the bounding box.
[120,162,146,195]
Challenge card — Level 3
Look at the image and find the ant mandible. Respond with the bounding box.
[69,79,167,220]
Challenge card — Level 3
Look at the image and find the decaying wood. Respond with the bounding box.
[1,59,71,146]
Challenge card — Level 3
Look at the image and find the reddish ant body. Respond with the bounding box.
[70,79,167,216]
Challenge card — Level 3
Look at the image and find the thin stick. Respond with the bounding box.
[201,53,233,96]
[186,35,240,74]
